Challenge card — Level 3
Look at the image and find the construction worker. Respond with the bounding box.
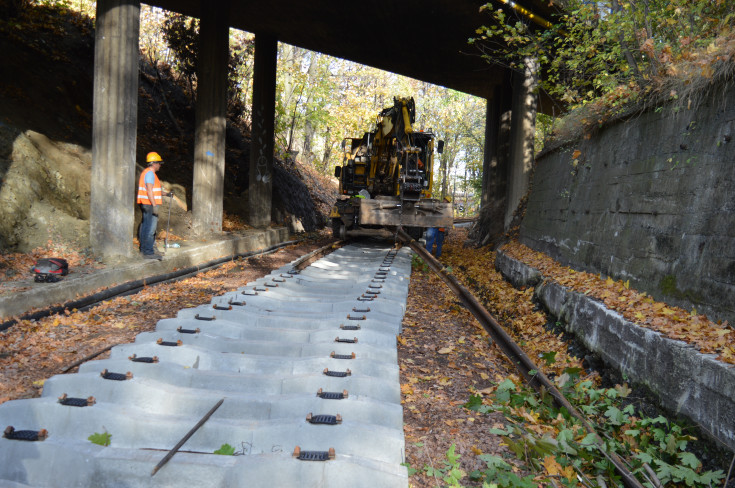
[137,151,171,260]
[425,196,451,258]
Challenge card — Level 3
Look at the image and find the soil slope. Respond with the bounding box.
[0,4,335,254]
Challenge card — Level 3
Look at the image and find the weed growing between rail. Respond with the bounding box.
[88,431,111,447]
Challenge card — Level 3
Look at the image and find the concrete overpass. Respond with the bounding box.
[90,0,561,259]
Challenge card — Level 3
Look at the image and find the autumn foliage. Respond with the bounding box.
[500,240,735,365]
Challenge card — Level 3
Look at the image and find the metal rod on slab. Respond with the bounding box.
[291,240,343,271]
[164,191,174,251]
[151,398,225,476]
[395,228,645,488]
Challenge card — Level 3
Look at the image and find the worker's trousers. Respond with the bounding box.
[139,204,159,255]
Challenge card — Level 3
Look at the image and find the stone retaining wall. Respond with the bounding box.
[520,82,735,324]
[496,250,735,453]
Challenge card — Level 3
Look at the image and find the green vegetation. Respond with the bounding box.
[88,431,111,447]
[464,368,725,487]
[659,274,679,296]
[473,0,735,106]
[472,0,735,145]
[404,444,468,487]
[411,255,430,273]
[213,443,236,455]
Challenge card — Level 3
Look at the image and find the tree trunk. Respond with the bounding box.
[301,54,318,164]
[286,85,303,154]
[322,126,333,174]
[611,0,643,86]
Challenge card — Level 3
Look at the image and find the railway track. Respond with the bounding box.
[0,242,412,487]
[0,233,658,487]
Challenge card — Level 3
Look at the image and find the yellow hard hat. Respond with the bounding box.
[146,151,163,164]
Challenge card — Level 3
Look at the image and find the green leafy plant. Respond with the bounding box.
[411,254,429,273]
[400,461,418,476]
[465,368,725,487]
[471,454,537,488]
[471,0,735,147]
[213,443,236,455]
[88,431,111,447]
[423,444,467,486]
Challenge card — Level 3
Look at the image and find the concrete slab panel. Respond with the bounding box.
[0,243,412,486]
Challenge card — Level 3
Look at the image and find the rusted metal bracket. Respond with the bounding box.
[4,426,48,441]
[58,394,96,407]
[316,388,348,399]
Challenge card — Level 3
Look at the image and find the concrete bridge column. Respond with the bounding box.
[192,2,229,237]
[505,57,539,228]
[90,0,140,260]
[474,79,512,246]
[473,77,512,247]
[249,33,278,228]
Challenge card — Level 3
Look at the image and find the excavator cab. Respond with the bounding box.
[336,136,371,196]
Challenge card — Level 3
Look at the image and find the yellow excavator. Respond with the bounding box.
[330,97,453,239]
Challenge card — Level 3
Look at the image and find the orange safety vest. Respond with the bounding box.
[136,167,162,205]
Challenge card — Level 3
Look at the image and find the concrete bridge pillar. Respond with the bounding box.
[505,57,539,228]
[475,79,512,246]
[249,33,278,228]
[90,0,140,260]
[192,2,229,237]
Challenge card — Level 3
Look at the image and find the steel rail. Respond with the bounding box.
[289,240,344,271]
[396,228,645,488]
[53,240,341,375]
[0,240,301,332]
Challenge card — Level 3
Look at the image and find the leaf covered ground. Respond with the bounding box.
[500,241,735,365]
[400,229,589,486]
[1,227,732,486]
[402,228,733,487]
[0,231,332,404]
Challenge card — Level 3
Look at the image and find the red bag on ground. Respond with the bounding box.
[31,258,69,282]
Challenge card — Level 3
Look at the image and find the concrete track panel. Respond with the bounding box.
[1,443,407,487]
[173,309,402,333]
[156,314,400,335]
[0,243,412,487]
[39,378,404,429]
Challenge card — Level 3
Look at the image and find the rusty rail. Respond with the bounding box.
[396,228,645,488]
[290,240,344,271]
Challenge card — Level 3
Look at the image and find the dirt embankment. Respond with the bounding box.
[0,4,336,256]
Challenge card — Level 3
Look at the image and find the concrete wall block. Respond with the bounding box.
[523,83,735,324]
[495,251,542,288]
[499,252,735,451]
